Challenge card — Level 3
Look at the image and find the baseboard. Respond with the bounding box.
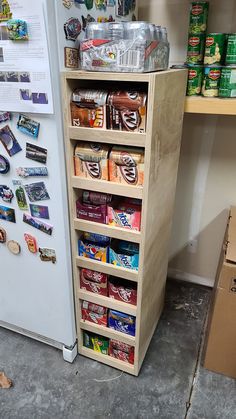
[168,268,214,288]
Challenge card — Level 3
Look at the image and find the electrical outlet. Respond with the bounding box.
[188,239,198,254]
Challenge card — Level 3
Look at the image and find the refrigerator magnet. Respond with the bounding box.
[0,125,22,157]
[16,167,48,178]
[0,185,14,203]
[7,19,29,40]
[0,155,10,174]
[94,0,107,10]
[7,240,21,255]
[12,180,28,211]
[64,47,79,69]
[0,227,7,243]
[17,115,40,138]
[26,143,47,165]
[39,248,57,264]
[23,213,53,236]
[24,233,38,254]
[0,112,11,123]
[84,0,94,10]
[0,205,16,223]
[64,18,81,41]
[62,0,73,8]
[24,182,50,203]
[81,14,95,32]
[30,204,49,220]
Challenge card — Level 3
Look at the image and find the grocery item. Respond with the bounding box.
[108,310,136,336]
[107,91,147,133]
[71,89,108,128]
[201,66,222,97]
[76,198,107,224]
[83,331,109,354]
[109,339,134,364]
[204,33,226,65]
[188,1,209,34]
[219,66,236,98]
[74,142,109,180]
[108,277,137,305]
[109,146,144,186]
[78,234,109,262]
[187,33,205,64]
[107,199,141,231]
[80,22,169,73]
[225,34,236,65]
[80,268,108,296]
[82,190,112,205]
[186,65,203,96]
[109,240,139,270]
[83,232,110,244]
[81,301,107,326]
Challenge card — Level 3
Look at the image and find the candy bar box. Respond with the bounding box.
[80,268,108,296]
[74,142,109,180]
[108,310,136,336]
[81,301,107,326]
[108,277,137,305]
[109,146,144,186]
[109,339,134,365]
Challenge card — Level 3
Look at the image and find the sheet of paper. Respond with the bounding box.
[0,0,54,114]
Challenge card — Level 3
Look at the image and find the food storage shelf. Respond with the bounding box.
[74,219,141,244]
[79,290,137,316]
[69,127,146,148]
[80,346,135,375]
[185,97,236,115]
[80,320,136,346]
[76,256,139,282]
[72,177,143,199]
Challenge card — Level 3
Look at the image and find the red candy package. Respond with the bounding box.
[109,339,134,364]
[81,301,107,326]
[80,269,108,296]
[108,277,137,305]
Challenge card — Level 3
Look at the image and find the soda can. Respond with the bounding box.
[225,33,236,65]
[204,33,226,65]
[201,66,221,97]
[187,33,205,64]
[186,64,203,96]
[72,89,108,107]
[189,1,209,34]
[219,66,236,98]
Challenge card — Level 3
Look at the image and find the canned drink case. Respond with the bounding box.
[109,146,144,186]
[72,89,108,107]
[204,33,226,65]
[82,190,112,205]
[80,269,108,296]
[74,142,109,180]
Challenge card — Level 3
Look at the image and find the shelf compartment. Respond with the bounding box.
[65,70,151,83]
[79,290,137,316]
[185,97,236,115]
[76,256,139,282]
[80,346,136,375]
[74,218,141,244]
[80,320,136,346]
[72,177,143,199]
[69,127,146,148]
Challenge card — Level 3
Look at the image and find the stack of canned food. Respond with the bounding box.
[184,1,236,98]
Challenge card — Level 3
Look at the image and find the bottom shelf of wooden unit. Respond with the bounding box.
[80,320,135,346]
[79,346,136,375]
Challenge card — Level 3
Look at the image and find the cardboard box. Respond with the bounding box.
[203,207,236,379]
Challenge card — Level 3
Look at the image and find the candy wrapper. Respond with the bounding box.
[109,339,134,364]
[83,331,109,355]
[108,277,137,305]
[108,310,136,336]
[74,142,109,180]
[108,200,141,231]
[81,301,107,326]
[80,268,108,296]
[109,146,144,186]
[76,198,107,224]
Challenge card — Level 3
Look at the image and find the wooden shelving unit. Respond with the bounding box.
[62,69,187,375]
[185,97,236,115]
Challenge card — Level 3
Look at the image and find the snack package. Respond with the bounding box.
[76,199,107,224]
[108,277,137,305]
[109,146,144,186]
[80,268,108,296]
[109,339,134,364]
[83,331,109,354]
[107,200,141,231]
[81,301,107,326]
[83,232,110,245]
[71,89,108,128]
[78,237,109,262]
[107,91,147,133]
[108,310,136,336]
[83,190,112,205]
[74,142,109,180]
[109,240,139,271]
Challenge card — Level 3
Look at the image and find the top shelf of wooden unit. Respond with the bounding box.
[185,97,236,115]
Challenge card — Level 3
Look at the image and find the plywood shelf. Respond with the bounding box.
[69,127,146,148]
[76,256,139,282]
[74,218,141,243]
[80,346,136,375]
[79,290,137,316]
[185,97,236,115]
[62,69,187,375]
[80,320,136,346]
[72,177,143,199]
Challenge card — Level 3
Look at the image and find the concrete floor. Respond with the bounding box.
[0,280,235,419]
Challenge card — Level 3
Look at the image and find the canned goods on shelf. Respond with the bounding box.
[219,66,236,98]
[186,64,204,96]
[202,66,222,97]
[204,33,226,65]
[189,1,209,35]
[225,34,236,65]
[187,33,205,64]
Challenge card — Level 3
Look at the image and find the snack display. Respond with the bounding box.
[108,277,137,305]
[81,301,108,326]
[78,233,109,262]
[74,142,109,180]
[83,331,109,354]
[80,268,108,296]
[109,240,139,270]
[107,199,141,231]
[71,89,108,128]
[109,146,144,186]
[108,309,136,336]
[109,339,134,364]
[81,21,169,73]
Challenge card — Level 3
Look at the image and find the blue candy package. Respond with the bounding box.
[108,310,136,336]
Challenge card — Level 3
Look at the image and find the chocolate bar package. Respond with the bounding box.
[83,331,109,355]
[71,89,108,128]
[108,310,136,336]
[76,199,107,224]
[80,268,108,296]
[74,142,109,180]
[109,339,134,364]
[81,301,107,326]
[107,200,141,231]
[108,277,137,305]
[109,240,139,270]
[107,91,147,133]
[78,237,109,262]
[109,146,144,186]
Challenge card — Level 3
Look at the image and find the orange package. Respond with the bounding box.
[109,146,144,186]
[74,142,110,180]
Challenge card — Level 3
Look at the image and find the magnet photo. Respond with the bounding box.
[7,19,29,40]
[0,112,11,123]
[0,205,15,223]
[26,143,47,165]
[39,248,57,264]
[24,182,50,203]
[64,17,82,41]
[30,204,49,220]
[23,213,53,236]
[17,114,40,138]
[24,233,38,254]
[16,167,48,178]
[0,185,14,203]
[0,155,10,174]
[12,180,28,211]
[0,227,6,243]
[0,125,22,157]
[64,47,79,69]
